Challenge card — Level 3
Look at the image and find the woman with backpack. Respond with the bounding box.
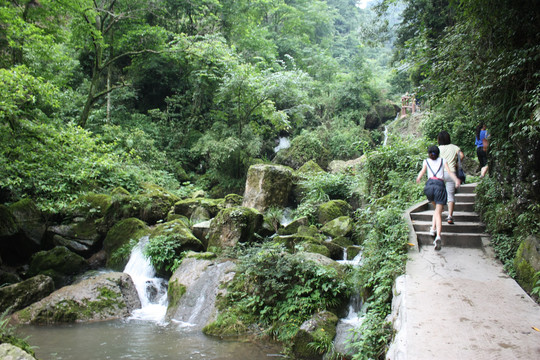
[437,131,465,224]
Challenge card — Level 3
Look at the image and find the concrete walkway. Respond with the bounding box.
[387,184,540,359]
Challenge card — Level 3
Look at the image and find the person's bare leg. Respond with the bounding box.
[433,204,443,250]
[448,201,455,223]
[481,165,488,177]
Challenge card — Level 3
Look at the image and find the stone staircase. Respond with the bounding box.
[409,183,488,249]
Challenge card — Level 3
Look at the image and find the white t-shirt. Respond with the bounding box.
[424,158,446,179]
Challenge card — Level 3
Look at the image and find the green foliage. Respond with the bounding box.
[532,272,540,298]
[144,235,185,274]
[347,204,410,359]
[223,242,350,342]
[109,238,138,269]
[363,136,426,200]
[0,308,35,356]
[490,234,520,277]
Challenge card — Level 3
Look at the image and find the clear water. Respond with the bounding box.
[17,320,284,360]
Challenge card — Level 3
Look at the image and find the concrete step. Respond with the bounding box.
[410,210,480,223]
[412,220,485,234]
[416,231,487,248]
[455,193,476,203]
[427,202,476,212]
[456,183,478,193]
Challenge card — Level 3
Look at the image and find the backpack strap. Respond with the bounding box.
[426,159,444,180]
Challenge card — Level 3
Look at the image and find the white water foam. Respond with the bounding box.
[274,137,290,153]
[123,236,168,324]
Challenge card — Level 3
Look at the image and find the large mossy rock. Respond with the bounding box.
[27,246,88,288]
[151,219,204,253]
[207,207,263,249]
[166,257,235,330]
[514,235,540,293]
[68,193,112,219]
[320,216,353,238]
[297,160,325,174]
[103,218,150,270]
[48,221,102,257]
[291,311,339,360]
[242,164,293,212]
[0,200,46,264]
[317,200,352,225]
[328,156,365,174]
[364,101,399,130]
[0,344,36,360]
[11,272,140,324]
[173,198,224,219]
[104,184,180,226]
[0,274,54,314]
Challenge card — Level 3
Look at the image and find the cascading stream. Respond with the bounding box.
[123,236,169,323]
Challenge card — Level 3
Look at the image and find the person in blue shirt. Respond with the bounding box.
[475,123,489,177]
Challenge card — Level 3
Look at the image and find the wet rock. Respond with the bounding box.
[278,217,309,236]
[11,272,140,324]
[291,311,338,360]
[242,164,293,212]
[48,221,102,257]
[207,207,263,249]
[224,194,243,208]
[0,274,54,314]
[103,218,150,271]
[192,220,212,247]
[166,257,236,330]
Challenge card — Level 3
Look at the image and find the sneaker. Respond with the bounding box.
[447,216,454,224]
[434,237,442,251]
[429,228,436,236]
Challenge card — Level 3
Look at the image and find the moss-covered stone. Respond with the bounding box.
[242,164,294,212]
[224,194,243,208]
[278,217,309,236]
[167,278,186,311]
[7,199,46,258]
[0,274,55,314]
[103,218,150,270]
[111,187,131,197]
[150,219,203,252]
[291,311,339,359]
[203,312,248,337]
[346,246,362,260]
[297,160,325,174]
[173,198,225,219]
[332,236,354,248]
[300,242,331,258]
[12,272,140,324]
[317,200,352,225]
[514,235,540,293]
[320,216,353,238]
[68,193,112,219]
[28,247,88,287]
[207,207,263,249]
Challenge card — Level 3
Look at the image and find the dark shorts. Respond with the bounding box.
[424,178,447,205]
[477,147,487,167]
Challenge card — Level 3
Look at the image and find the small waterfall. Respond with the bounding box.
[274,137,290,153]
[334,250,365,356]
[123,236,168,323]
[383,125,389,146]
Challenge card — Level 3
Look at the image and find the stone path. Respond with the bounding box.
[387,183,540,359]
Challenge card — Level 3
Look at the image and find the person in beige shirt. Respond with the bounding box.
[437,131,464,224]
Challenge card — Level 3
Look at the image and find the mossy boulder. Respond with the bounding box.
[224,194,243,208]
[173,198,224,219]
[242,164,294,212]
[192,220,212,247]
[317,200,352,225]
[27,247,88,288]
[0,274,54,314]
[514,235,540,293]
[207,207,263,249]
[275,234,320,252]
[11,272,140,324]
[0,204,19,238]
[68,193,112,219]
[291,311,339,360]
[48,220,102,257]
[0,344,36,360]
[297,160,325,174]
[150,219,204,253]
[272,132,331,170]
[328,156,366,174]
[346,246,362,261]
[103,218,150,270]
[278,217,309,236]
[105,184,179,226]
[320,216,353,238]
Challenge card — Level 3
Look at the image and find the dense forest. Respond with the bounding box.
[1,0,539,359]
